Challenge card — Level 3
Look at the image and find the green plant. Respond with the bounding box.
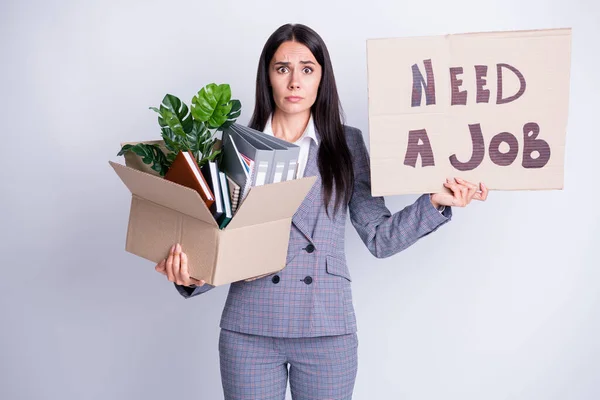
[117,83,242,176]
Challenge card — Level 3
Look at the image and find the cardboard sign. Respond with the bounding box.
[366,28,571,196]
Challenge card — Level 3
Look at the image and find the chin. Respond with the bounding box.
[277,103,312,115]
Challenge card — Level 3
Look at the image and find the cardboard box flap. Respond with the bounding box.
[109,161,218,227]
[226,176,317,230]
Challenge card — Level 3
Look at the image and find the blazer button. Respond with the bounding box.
[304,244,315,253]
[303,276,313,285]
[272,275,280,284]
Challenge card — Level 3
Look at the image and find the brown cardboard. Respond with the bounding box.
[366,28,572,196]
[119,139,167,177]
[110,142,316,286]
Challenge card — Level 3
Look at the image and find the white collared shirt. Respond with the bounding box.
[262,113,319,179]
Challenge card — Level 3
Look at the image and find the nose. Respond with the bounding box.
[288,70,300,90]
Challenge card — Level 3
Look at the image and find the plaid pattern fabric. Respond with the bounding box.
[176,126,452,338]
[219,328,358,400]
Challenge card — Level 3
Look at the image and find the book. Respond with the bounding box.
[164,150,215,210]
[226,175,241,214]
[201,161,224,222]
[218,171,233,229]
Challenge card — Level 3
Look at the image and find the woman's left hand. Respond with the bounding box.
[430,177,489,208]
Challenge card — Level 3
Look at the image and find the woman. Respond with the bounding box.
[155,23,488,400]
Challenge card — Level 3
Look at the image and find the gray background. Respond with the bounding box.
[2,0,599,399]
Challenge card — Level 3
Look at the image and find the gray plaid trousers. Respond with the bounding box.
[219,328,358,400]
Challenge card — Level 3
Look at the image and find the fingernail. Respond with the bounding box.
[170,244,175,253]
[176,243,181,252]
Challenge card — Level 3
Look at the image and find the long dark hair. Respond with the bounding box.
[248,23,354,217]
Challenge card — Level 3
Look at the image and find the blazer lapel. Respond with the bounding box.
[292,139,321,243]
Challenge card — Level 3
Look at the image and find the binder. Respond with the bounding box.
[230,124,288,184]
[230,123,301,181]
[224,127,274,187]
[220,131,255,202]
[164,150,215,210]
[220,132,249,190]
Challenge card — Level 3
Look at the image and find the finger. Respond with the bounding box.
[179,252,196,286]
[447,181,467,207]
[480,182,489,200]
[444,179,461,194]
[460,185,469,198]
[189,278,205,286]
[457,185,469,206]
[155,259,167,276]
[456,178,482,202]
[455,177,478,191]
[173,243,182,285]
[471,182,488,201]
[166,244,175,282]
[454,178,477,199]
[465,184,478,203]
[442,182,460,204]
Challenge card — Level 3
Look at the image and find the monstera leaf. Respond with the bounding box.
[118,83,241,174]
[160,126,185,154]
[186,120,209,153]
[201,145,221,165]
[117,143,169,176]
[191,83,233,129]
[217,99,242,131]
[149,94,192,137]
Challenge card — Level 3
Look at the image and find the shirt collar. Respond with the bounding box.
[263,113,319,146]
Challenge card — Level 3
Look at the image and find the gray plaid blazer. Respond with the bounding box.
[175,125,452,338]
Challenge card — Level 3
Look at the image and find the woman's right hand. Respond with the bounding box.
[155,243,205,287]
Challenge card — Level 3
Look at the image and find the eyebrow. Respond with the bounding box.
[273,61,316,66]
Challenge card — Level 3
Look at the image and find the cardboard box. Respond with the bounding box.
[109,140,316,286]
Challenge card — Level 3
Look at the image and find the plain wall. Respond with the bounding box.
[2,0,599,399]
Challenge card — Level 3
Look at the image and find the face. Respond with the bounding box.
[268,41,322,116]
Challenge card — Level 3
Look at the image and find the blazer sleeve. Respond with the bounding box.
[347,127,452,259]
[174,282,215,298]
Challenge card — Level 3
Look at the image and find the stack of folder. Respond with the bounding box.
[162,124,301,230]
[220,123,301,202]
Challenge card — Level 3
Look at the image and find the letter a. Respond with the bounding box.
[404,129,435,168]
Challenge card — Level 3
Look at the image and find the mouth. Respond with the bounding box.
[285,96,304,102]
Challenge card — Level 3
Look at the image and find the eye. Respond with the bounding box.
[302,67,313,74]
[277,66,289,74]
